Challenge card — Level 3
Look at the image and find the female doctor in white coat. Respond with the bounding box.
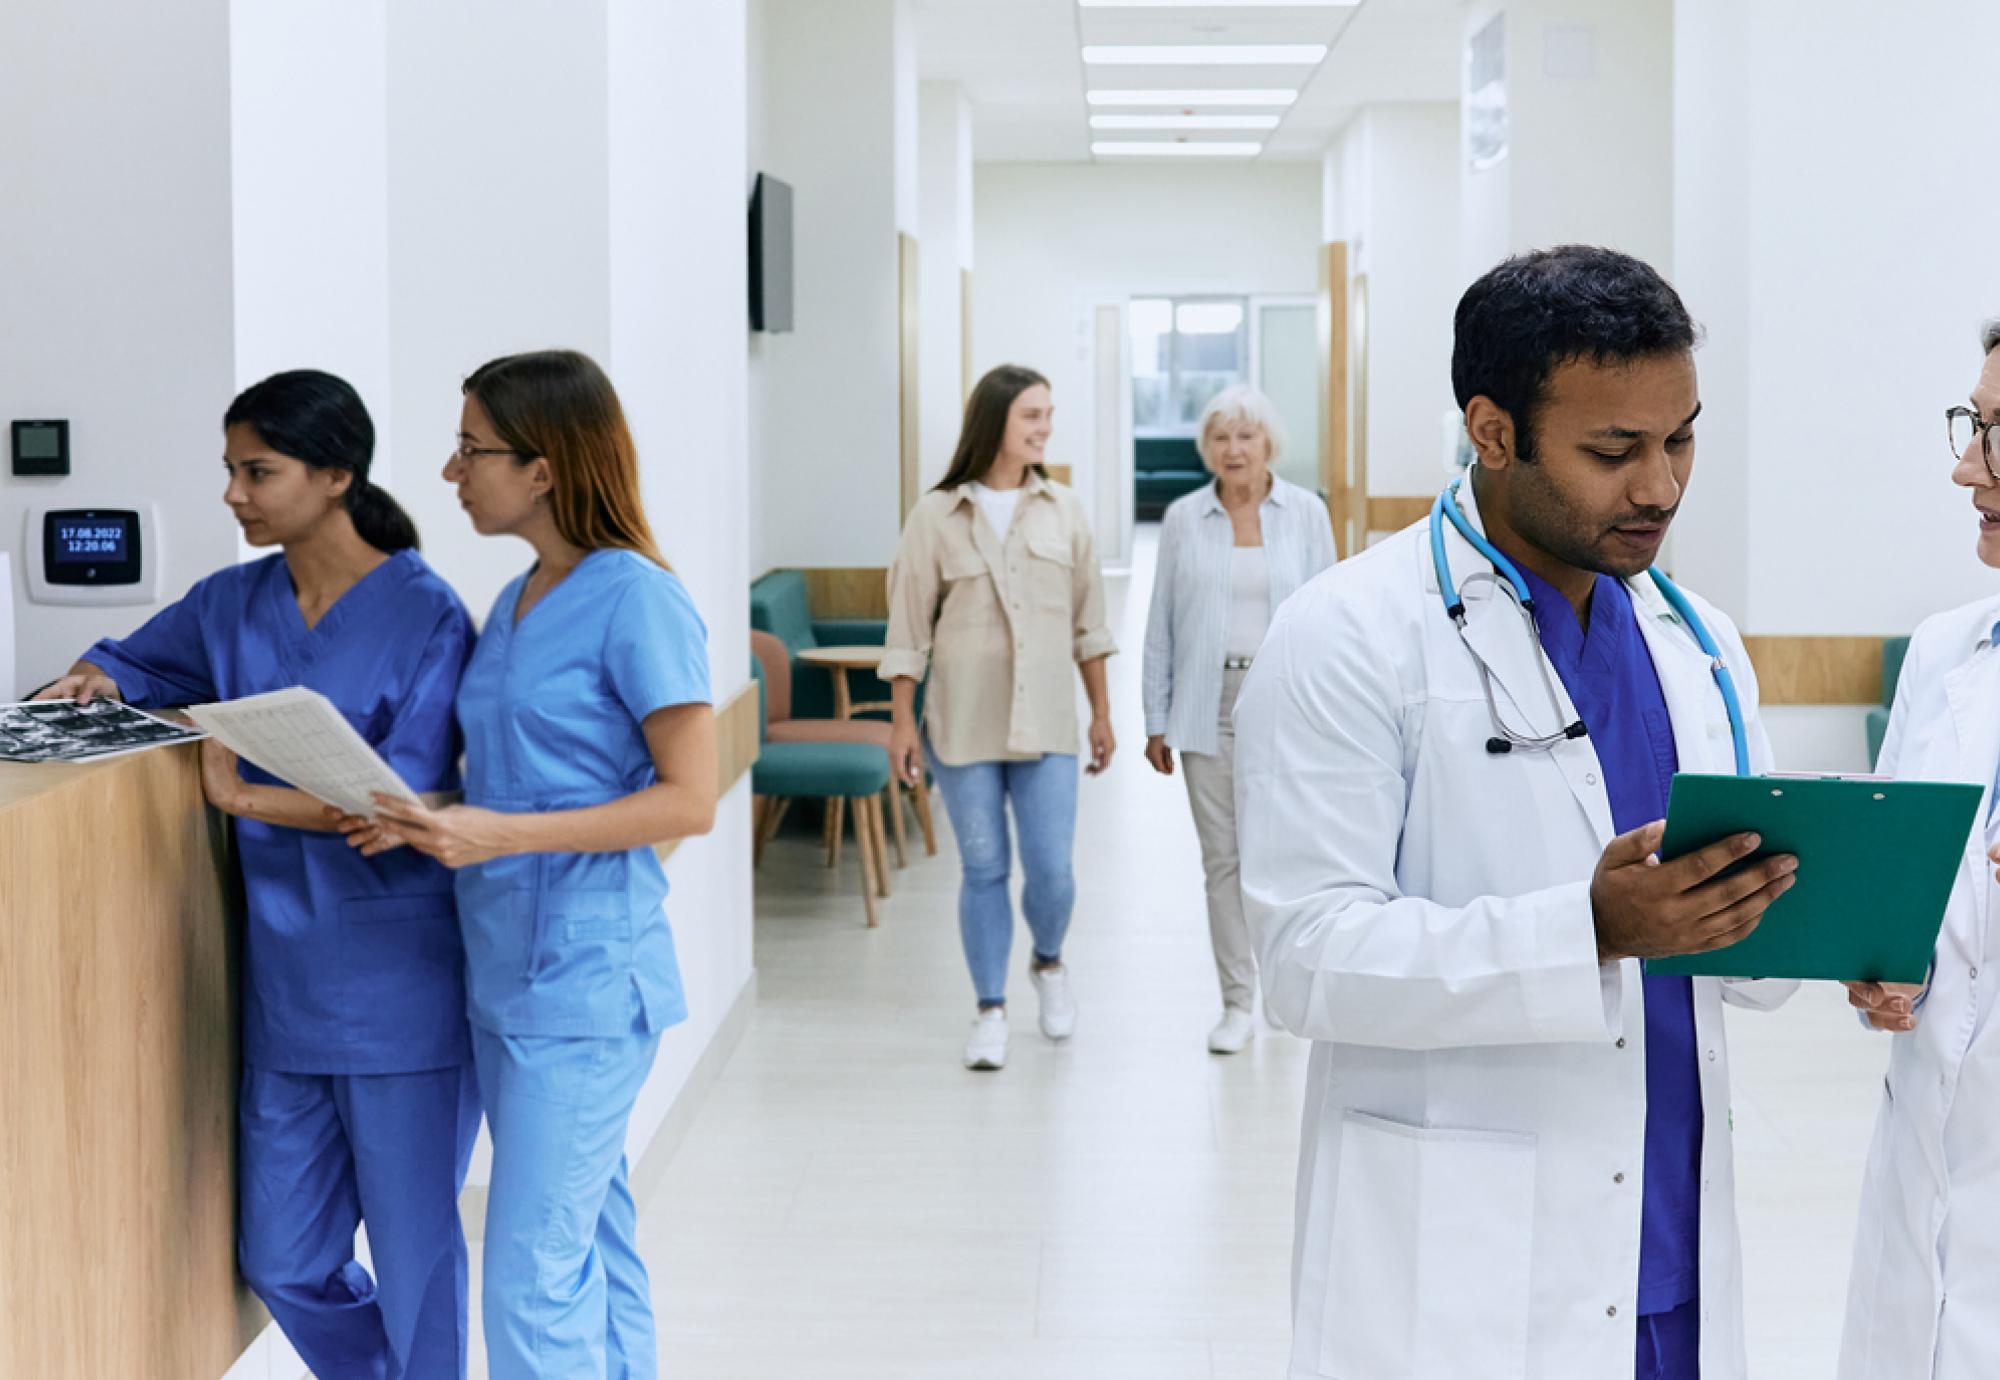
[1841,318,2000,1379]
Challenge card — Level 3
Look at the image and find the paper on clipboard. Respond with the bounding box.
[184,686,418,818]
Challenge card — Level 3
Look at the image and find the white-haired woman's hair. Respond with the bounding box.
[1194,384,1288,467]
[1984,318,2000,355]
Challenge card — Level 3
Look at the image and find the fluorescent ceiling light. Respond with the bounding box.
[1091,141,1263,157]
[1083,44,1328,65]
[1082,0,1352,6]
[1091,114,1282,130]
[1088,88,1298,106]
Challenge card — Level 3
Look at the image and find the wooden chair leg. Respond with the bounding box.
[853,795,881,928]
[912,775,938,856]
[765,797,792,843]
[827,797,845,870]
[883,784,908,869]
[866,796,892,898]
[754,796,789,868]
[752,796,770,867]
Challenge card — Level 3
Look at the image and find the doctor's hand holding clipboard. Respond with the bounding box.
[1589,818,1798,961]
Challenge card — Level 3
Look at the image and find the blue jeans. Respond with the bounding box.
[471,1021,663,1380]
[926,749,1079,1008]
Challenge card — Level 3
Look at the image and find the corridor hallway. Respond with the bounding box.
[620,528,1887,1380]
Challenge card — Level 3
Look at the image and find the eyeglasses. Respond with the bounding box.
[451,439,524,462]
[1948,406,2000,481]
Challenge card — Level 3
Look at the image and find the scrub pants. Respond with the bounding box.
[472,1021,663,1380]
[1635,1297,1701,1379]
[238,1063,482,1380]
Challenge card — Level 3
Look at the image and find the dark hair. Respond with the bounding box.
[224,370,419,552]
[1451,246,1698,461]
[934,364,1052,490]
[463,350,668,568]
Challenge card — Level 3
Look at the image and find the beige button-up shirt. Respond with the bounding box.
[881,471,1118,766]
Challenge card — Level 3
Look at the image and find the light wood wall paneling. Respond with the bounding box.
[1319,242,1352,558]
[899,233,922,522]
[661,680,761,863]
[1367,495,1433,536]
[1742,636,1885,706]
[802,568,891,621]
[0,747,262,1379]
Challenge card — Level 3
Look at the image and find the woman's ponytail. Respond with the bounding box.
[347,479,421,553]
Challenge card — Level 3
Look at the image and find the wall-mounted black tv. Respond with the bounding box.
[749,173,794,333]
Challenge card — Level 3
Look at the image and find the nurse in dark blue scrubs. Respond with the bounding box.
[39,370,481,1380]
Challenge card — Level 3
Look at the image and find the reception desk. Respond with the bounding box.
[0,745,262,1378]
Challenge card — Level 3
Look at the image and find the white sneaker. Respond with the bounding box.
[1208,1007,1256,1055]
[1029,963,1077,1040]
[963,1009,1009,1070]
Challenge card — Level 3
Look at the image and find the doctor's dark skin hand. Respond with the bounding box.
[1589,819,1798,962]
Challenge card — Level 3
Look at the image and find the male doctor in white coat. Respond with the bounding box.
[1840,318,2000,1379]
[1235,246,1800,1380]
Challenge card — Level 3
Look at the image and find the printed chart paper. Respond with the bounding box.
[0,698,206,764]
[185,686,417,818]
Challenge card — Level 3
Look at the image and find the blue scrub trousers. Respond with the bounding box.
[472,1021,663,1379]
[1635,1297,1701,1379]
[238,1063,482,1380]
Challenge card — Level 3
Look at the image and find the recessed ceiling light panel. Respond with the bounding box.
[1081,0,1353,6]
[1087,88,1298,106]
[1090,114,1282,130]
[1082,44,1329,65]
[1091,141,1264,157]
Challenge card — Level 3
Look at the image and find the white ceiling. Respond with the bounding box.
[914,0,1464,164]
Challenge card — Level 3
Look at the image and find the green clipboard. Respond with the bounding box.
[1645,773,1982,982]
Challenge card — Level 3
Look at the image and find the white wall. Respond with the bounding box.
[1460,0,1675,277]
[973,161,1323,526]
[230,1,393,485]
[918,83,975,492]
[606,0,756,1155]
[1324,105,1464,501]
[0,0,244,696]
[750,0,914,573]
[1674,0,2000,639]
[384,2,613,624]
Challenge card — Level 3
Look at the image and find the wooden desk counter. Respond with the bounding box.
[0,745,262,1378]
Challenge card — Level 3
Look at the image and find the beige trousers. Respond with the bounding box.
[1180,667,1256,1013]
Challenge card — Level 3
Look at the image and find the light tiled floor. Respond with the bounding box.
[466,527,1890,1379]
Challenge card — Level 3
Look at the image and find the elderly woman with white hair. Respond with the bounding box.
[1141,384,1336,1053]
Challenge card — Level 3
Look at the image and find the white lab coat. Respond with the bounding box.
[1840,593,2000,1379]
[1234,481,1795,1380]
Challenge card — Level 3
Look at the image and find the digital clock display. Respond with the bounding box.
[52,519,131,564]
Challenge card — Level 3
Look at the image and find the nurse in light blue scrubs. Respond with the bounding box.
[352,350,718,1378]
[40,370,482,1378]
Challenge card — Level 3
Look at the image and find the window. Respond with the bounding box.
[1130,296,1249,434]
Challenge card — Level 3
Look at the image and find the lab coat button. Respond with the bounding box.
[1585,772,1598,786]
[1613,1172,1626,1184]
[1607,1305,1618,1318]
[1616,1037,1627,1049]
[1707,1049,1717,1062]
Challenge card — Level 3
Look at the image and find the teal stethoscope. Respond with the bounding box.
[1428,477,1751,776]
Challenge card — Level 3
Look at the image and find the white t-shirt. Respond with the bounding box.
[969,481,1024,539]
[1226,546,1272,660]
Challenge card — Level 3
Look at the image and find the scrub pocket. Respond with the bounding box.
[1320,1110,1536,1379]
[339,895,460,1035]
[528,889,633,982]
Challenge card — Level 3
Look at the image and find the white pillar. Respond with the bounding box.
[752,0,917,569]
[1459,0,1674,279]
[918,82,974,491]
[1672,0,2000,638]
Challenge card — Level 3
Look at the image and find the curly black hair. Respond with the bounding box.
[1451,246,1698,461]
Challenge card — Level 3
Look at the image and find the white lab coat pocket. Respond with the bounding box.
[1321,1110,1536,1379]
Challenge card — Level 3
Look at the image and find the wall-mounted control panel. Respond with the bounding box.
[11,420,70,477]
[23,504,161,606]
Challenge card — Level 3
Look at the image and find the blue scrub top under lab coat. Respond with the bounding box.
[1522,565,1704,1319]
[454,548,711,1039]
[85,550,476,1075]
